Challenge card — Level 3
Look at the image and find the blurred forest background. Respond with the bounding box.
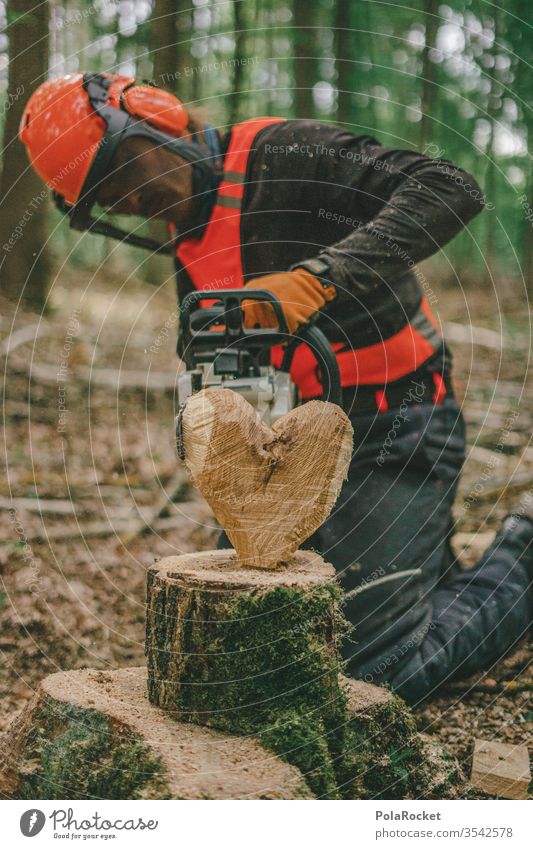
[0,0,532,307]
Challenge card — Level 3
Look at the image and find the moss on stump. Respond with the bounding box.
[146,551,458,799]
[0,667,311,800]
[342,677,461,799]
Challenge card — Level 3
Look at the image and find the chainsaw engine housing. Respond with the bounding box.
[177,288,341,427]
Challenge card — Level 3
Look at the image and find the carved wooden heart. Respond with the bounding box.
[181,388,353,568]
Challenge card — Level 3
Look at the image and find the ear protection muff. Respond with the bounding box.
[121,83,189,137]
[54,72,222,253]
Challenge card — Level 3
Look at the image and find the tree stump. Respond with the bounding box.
[0,667,311,800]
[146,549,340,714]
[146,551,458,799]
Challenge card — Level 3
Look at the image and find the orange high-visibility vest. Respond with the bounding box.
[176,118,443,398]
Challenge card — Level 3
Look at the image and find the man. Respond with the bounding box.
[20,72,532,704]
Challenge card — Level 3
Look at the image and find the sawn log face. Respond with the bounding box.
[180,388,353,567]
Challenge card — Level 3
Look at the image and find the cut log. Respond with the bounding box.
[145,551,457,799]
[146,549,340,720]
[470,739,531,799]
[180,388,353,567]
[0,667,311,800]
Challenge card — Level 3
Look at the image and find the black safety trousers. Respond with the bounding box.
[218,369,533,704]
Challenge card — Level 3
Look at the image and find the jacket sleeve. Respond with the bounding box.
[312,138,485,298]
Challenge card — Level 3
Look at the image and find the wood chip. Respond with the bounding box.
[470,739,531,799]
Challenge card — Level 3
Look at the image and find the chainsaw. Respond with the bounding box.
[175,289,342,453]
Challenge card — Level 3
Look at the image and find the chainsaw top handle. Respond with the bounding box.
[179,288,342,407]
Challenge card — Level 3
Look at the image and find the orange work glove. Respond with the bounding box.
[242,269,337,335]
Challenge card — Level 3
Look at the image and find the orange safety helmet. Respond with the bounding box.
[19,72,221,252]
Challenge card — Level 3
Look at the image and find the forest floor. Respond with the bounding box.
[0,266,531,799]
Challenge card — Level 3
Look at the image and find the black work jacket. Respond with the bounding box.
[176,119,484,351]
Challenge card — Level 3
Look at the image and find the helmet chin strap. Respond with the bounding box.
[54,72,222,254]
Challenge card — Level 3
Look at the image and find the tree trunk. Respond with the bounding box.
[229,0,246,125]
[521,158,533,294]
[484,7,502,284]
[363,0,377,133]
[145,550,458,798]
[335,0,354,127]
[419,0,439,151]
[260,0,276,114]
[146,550,341,718]
[293,0,315,119]
[150,0,182,91]
[146,0,183,285]
[0,0,51,309]
[0,667,310,799]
